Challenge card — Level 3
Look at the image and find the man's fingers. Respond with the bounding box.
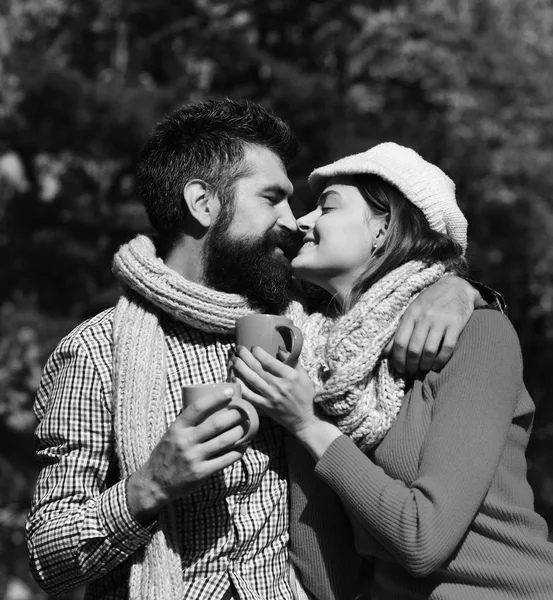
[204,448,247,476]
[194,406,247,443]
[383,338,394,357]
[403,323,431,375]
[417,326,444,373]
[389,320,415,374]
[202,422,250,457]
[393,314,464,375]
[180,387,236,427]
[431,327,459,372]
[186,446,247,487]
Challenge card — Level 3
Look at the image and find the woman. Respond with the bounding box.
[231,142,553,599]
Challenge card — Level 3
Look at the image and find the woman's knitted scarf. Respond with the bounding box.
[300,260,446,453]
[111,234,304,600]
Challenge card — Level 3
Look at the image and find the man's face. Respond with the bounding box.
[203,145,299,314]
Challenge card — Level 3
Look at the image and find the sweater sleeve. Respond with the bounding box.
[286,434,373,600]
[314,311,523,577]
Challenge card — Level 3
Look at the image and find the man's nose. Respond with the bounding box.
[276,201,298,232]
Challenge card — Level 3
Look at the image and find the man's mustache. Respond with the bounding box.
[264,228,302,261]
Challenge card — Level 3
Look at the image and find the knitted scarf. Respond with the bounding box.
[300,260,446,453]
[111,234,304,600]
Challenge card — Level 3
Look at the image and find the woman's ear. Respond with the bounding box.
[182,180,219,228]
[372,214,389,243]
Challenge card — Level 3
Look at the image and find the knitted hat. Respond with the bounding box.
[308,142,468,251]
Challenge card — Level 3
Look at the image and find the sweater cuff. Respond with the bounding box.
[314,434,384,502]
[315,434,360,476]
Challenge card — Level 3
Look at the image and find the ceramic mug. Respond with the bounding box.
[235,314,303,367]
[181,382,259,445]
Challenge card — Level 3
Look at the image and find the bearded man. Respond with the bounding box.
[25,99,496,600]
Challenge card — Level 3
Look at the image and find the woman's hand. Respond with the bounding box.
[230,345,318,436]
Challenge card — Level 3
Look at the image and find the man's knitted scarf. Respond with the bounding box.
[111,234,303,600]
[300,260,446,453]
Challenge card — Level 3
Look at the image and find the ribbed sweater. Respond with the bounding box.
[289,310,553,599]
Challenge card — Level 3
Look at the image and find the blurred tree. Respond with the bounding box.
[1,0,552,597]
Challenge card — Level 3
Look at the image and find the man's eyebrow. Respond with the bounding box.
[260,184,293,198]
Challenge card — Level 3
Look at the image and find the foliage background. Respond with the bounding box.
[1,0,552,598]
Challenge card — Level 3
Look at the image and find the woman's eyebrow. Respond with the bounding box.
[317,190,340,205]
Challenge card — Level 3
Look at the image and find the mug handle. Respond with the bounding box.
[276,324,303,366]
[229,398,260,445]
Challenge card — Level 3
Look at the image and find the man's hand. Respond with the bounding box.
[127,387,248,525]
[384,276,482,375]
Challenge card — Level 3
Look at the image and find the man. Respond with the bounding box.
[25,99,493,600]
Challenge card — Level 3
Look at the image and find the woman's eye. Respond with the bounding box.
[320,205,334,213]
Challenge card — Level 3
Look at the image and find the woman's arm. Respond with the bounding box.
[234,311,523,576]
[316,312,523,576]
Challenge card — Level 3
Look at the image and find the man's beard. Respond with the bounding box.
[203,215,298,314]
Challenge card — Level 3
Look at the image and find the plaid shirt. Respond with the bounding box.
[26,309,293,600]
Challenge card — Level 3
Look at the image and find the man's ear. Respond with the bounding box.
[182,180,219,228]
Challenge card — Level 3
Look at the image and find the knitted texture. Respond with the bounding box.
[301,260,446,452]
[308,142,468,252]
[111,234,305,599]
[114,235,252,333]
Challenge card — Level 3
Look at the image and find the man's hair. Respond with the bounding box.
[342,174,468,312]
[137,98,300,249]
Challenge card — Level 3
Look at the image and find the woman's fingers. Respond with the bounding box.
[232,355,275,402]
[237,345,294,378]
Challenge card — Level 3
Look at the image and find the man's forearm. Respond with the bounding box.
[26,480,151,596]
[126,467,167,526]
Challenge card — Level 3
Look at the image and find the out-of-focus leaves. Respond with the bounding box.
[1,0,553,597]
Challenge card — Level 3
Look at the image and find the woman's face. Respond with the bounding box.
[292,176,385,298]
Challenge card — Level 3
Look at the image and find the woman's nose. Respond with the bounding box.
[296,218,311,233]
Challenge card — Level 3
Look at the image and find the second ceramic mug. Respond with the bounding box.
[235,314,303,367]
[181,382,259,445]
